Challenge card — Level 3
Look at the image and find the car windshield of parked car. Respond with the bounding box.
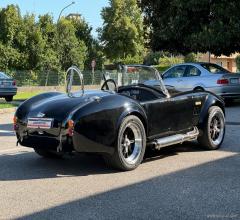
[201,63,230,74]
[0,72,10,79]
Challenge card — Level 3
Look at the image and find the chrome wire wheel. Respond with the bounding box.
[209,112,225,146]
[120,121,143,165]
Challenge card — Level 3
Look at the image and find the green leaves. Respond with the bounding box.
[0,4,97,74]
[140,0,240,56]
[99,0,144,62]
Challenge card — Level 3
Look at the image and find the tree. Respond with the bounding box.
[0,4,21,45]
[69,16,93,48]
[38,14,59,70]
[0,5,22,70]
[67,16,105,70]
[140,0,240,56]
[56,18,87,71]
[99,0,144,61]
[0,42,20,71]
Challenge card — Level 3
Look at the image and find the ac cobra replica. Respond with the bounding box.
[14,65,225,170]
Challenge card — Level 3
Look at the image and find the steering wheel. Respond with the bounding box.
[101,79,117,92]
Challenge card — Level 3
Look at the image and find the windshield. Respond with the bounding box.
[104,65,160,87]
[103,64,170,97]
[201,63,230,74]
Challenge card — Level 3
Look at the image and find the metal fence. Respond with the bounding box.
[9,70,103,87]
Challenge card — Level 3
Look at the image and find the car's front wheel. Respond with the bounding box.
[104,115,146,171]
[198,106,225,150]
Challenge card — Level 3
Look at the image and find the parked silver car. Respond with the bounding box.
[0,72,17,102]
[161,62,240,101]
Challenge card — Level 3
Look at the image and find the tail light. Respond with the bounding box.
[67,120,74,136]
[12,80,16,86]
[13,116,18,130]
[217,78,229,85]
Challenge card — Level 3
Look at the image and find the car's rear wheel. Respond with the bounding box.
[198,106,225,150]
[5,96,13,102]
[34,148,62,158]
[103,115,146,171]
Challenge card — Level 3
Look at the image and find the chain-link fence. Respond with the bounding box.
[9,70,103,87]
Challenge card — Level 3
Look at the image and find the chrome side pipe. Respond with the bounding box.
[153,127,199,150]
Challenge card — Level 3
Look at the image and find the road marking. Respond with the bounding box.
[0,129,14,134]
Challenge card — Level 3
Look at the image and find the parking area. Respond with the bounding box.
[0,103,240,220]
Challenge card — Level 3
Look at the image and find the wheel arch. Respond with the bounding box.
[193,82,206,91]
[198,94,225,130]
[117,108,148,137]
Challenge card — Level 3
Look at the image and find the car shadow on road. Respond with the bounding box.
[15,153,240,220]
[0,131,239,182]
[0,152,116,181]
[144,141,203,163]
[0,142,214,182]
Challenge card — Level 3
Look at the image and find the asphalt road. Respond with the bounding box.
[0,103,240,220]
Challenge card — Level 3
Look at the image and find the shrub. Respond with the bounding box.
[184,53,197,63]
[159,56,183,67]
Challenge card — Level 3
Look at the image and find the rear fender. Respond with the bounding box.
[116,104,148,136]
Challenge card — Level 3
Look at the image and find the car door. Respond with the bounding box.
[183,65,202,90]
[163,65,187,91]
[142,93,195,138]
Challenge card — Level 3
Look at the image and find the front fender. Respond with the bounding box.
[198,93,225,130]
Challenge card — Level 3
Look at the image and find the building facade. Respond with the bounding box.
[199,53,239,73]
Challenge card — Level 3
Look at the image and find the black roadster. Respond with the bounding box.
[14,65,225,170]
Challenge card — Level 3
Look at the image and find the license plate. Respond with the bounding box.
[230,78,239,84]
[0,82,11,87]
[27,118,53,129]
[3,81,10,85]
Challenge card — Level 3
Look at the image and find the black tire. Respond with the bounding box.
[5,96,13,102]
[103,115,146,171]
[34,148,62,158]
[198,106,225,150]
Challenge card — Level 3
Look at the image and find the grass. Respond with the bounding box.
[14,91,42,101]
[0,103,18,109]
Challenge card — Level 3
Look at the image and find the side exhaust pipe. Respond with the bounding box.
[153,127,199,150]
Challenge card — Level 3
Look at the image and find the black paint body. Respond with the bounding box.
[15,85,225,155]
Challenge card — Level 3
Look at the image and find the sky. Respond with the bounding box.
[0,0,109,37]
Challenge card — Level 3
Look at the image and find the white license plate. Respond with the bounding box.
[1,82,11,86]
[27,118,53,129]
[230,78,239,84]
